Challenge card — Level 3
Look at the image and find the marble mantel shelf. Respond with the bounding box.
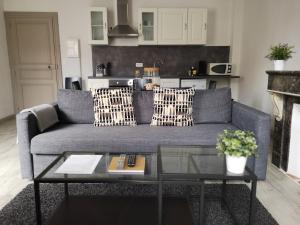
[267,70,300,96]
[266,70,300,76]
[267,89,300,97]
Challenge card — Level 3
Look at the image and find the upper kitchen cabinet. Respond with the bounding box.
[89,7,108,45]
[158,8,188,45]
[156,8,207,45]
[187,8,207,45]
[138,8,158,45]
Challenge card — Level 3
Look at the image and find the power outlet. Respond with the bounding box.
[136,63,143,68]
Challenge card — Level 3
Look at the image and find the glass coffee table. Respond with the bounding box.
[33,146,257,225]
[159,145,257,225]
[33,152,158,225]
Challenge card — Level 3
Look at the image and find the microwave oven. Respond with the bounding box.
[207,63,233,75]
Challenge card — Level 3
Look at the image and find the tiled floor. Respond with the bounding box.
[0,119,300,225]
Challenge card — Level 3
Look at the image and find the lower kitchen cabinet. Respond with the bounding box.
[160,79,180,88]
[181,79,207,89]
[88,79,109,89]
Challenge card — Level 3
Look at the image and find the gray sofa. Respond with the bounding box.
[17,88,271,180]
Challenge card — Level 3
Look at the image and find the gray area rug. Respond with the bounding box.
[0,183,279,225]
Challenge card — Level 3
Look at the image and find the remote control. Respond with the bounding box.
[127,154,136,167]
[117,154,126,170]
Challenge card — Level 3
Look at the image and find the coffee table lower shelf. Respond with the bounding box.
[46,196,194,225]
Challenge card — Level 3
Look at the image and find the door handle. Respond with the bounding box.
[48,65,51,70]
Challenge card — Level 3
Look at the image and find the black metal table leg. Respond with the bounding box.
[221,180,227,209]
[64,182,69,200]
[34,181,42,225]
[199,183,205,225]
[158,181,163,225]
[249,180,257,225]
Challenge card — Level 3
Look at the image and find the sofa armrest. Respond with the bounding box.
[232,101,271,180]
[16,102,59,180]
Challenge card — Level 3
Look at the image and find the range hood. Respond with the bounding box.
[108,0,138,37]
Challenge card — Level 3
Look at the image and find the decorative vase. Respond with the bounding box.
[226,155,247,174]
[274,60,285,71]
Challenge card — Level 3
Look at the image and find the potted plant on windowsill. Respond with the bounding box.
[216,130,258,174]
[266,43,295,71]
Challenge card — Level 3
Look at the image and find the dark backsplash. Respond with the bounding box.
[92,46,230,77]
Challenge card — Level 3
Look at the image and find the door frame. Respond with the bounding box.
[4,12,62,112]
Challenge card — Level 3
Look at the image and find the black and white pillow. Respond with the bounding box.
[91,88,136,127]
[151,87,195,127]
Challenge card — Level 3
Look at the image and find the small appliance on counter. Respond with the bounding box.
[96,62,111,77]
[198,61,208,75]
[207,63,233,75]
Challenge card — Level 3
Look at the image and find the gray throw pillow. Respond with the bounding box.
[57,89,94,124]
[193,88,232,124]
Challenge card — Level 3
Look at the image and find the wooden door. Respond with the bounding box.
[187,8,207,45]
[5,12,62,111]
[158,8,188,45]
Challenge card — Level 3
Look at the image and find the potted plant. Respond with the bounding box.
[216,130,258,174]
[266,43,295,71]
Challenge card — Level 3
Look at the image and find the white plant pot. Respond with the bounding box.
[226,155,247,174]
[274,60,285,71]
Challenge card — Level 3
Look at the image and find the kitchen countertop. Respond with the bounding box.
[88,75,240,79]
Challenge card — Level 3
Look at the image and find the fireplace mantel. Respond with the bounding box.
[267,71,300,176]
[267,70,300,96]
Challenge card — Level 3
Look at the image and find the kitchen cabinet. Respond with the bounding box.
[158,8,188,45]
[160,78,180,88]
[187,8,207,45]
[158,8,208,45]
[89,7,108,45]
[181,79,207,89]
[138,8,158,45]
[88,79,109,89]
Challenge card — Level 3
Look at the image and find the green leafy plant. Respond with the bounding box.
[216,130,258,157]
[266,43,295,61]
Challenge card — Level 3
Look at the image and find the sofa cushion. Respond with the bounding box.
[133,91,154,124]
[193,88,232,124]
[31,123,238,155]
[151,87,195,126]
[57,89,94,124]
[91,88,136,127]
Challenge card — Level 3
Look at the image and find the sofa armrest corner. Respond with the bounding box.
[232,101,271,180]
[16,112,40,180]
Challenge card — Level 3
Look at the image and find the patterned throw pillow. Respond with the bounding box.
[91,88,136,126]
[151,87,195,127]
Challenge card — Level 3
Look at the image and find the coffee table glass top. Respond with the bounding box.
[36,152,157,182]
[159,145,255,180]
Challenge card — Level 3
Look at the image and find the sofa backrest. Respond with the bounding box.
[57,88,232,124]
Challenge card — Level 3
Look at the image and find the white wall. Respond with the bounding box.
[0,0,14,119]
[3,0,235,90]
[238,0,300,113]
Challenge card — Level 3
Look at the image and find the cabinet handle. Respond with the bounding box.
[205,23,207,30]
[185,23,188,30]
